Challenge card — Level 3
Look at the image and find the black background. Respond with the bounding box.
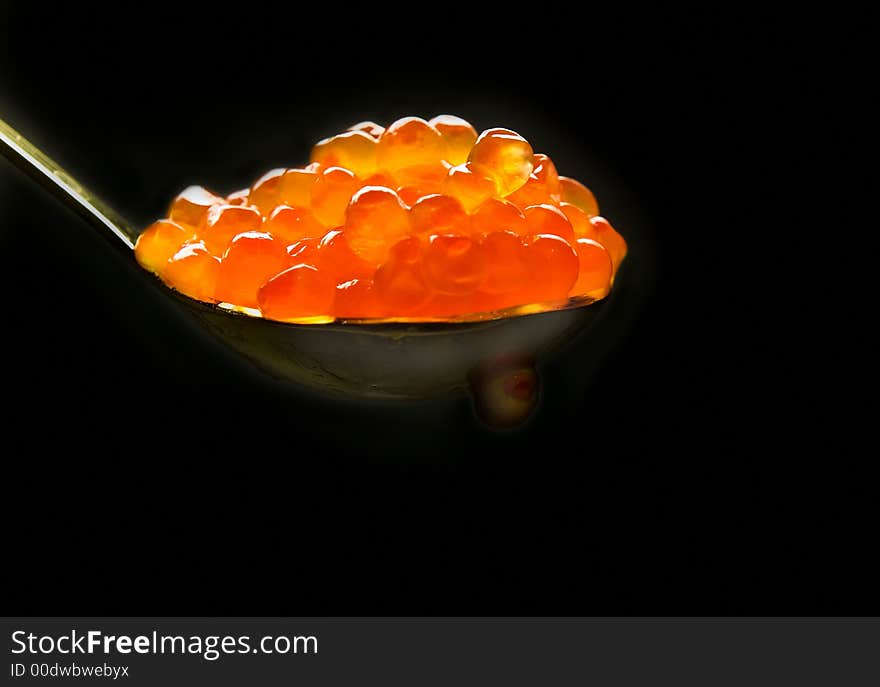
[0,3,870,614]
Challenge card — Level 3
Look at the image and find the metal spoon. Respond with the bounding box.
[0,116,607,427]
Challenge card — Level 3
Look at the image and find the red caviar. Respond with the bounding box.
[135,116,626,321]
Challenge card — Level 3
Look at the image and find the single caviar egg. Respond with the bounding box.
[572,238,613,297]
[468,128,534,197]
[163,240,221,302]
[317,229,376,282]
[393,160,449,194]
[423,234,487,295]
[429,115,478,165]
[523,204,575,243]
[409,194,470,237]
[248,168,287,216]
[362,171,398,189]
[559,176,599,217]
[525,233,579,302]
[373,237,430,313]
[257,264,336,320]
[559,201,592,238]
[168,186,223,229]
[586,216,627,271]
[310,130,377,178]
[202,204,263,255]
[334,278,382,318]
[215,231,288,308]
[443,162,496,212]
[396,186,429,207]
[225,188,250,206]
[347,121,385,139]
[265,205,324,244]
[343,185,411,265]
[376,117,447,171]
[472,198,527,236]
[285,237,320,266]
[506,153,561,208]
[311,166,360,228]
[277,167,319,207]
[135,219,193,275]
[479,230,529,295]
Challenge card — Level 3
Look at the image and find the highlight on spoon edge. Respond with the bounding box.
[133,116,627,325]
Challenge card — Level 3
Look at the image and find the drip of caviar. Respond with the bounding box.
[135,116,626,320]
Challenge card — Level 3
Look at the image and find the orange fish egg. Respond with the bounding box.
[225,188,250,206]
[396,186,429,207]
[215,231,288,308]
[409,194,470,237]
[163,240,221,302]
[472,197,527,236]
[525,233,579,302]
[202,203,263,255]
[572,238,613,297]
[343,185,411,265]
[265,205,324,244]
[347,121,385,139]
[362,171,399,189]
[523,204,575,243]
[393,160,450,191]
[559,176,599,217]
[587,215,627,271]
[134,219,194,275]
[257,264,336,321]
[277,167,319,207]
[168,185,224,229]
[373,237,430,313]
[468,128,534,196]
[428,114,478,165]
[334,278,382,319]
[310,130,377,178]
[317,229,376,282]
[506,153,561,208]
[442,162,496,212]
[532,154,560,196]
[311,166,360,228]
[559,202,592,238]
[285,237,320,266]
[248,168,287,216]
[423,234,487,295]
[376,117,447,171]
[479,230,529,295]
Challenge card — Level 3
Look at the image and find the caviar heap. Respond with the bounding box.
[135,116,626,322]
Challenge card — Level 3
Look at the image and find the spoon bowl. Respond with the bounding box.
[172,286,603,397]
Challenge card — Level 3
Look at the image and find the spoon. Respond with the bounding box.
[0,116,608,427]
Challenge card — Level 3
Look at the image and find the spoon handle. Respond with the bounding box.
[0,116,137,252]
